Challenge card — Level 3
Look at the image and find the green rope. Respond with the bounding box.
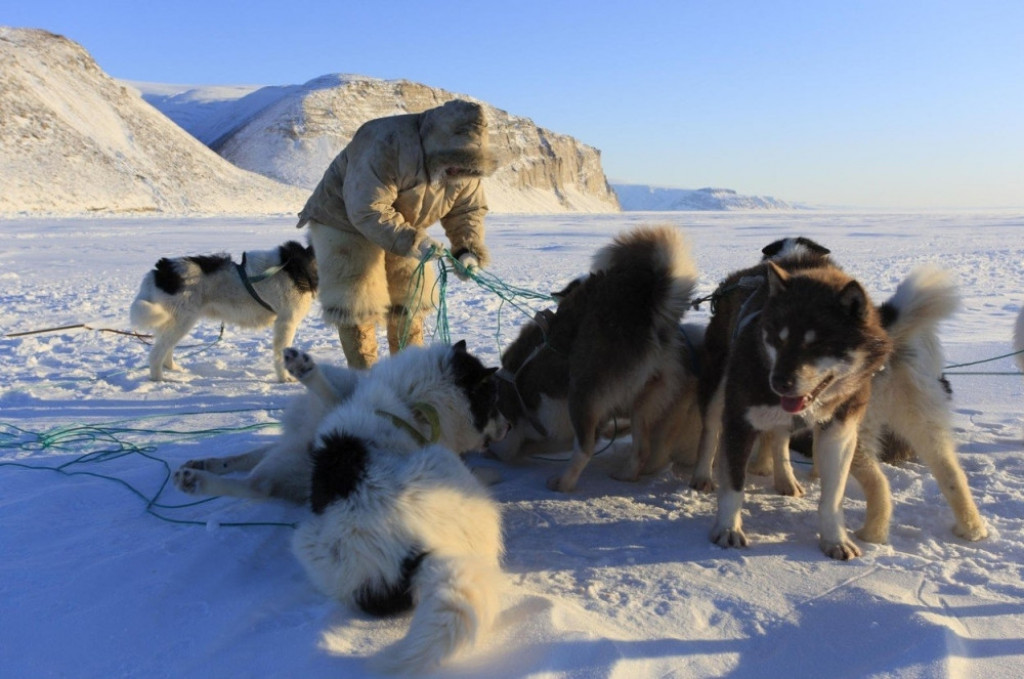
[402,246,555,353]
[945,348,1024,370]
[0,418,296,529]
[944,347,1024,377]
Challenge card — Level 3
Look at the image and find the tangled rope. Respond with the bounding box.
[0,414,296,529]
[400,246,555,352]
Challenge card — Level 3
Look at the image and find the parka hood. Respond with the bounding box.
[419,100,498,180]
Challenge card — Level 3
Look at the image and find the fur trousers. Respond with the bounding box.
[308,221,439,328]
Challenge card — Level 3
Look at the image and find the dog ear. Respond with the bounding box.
[766,261,789,296]
[551,276,584,302]
[761,239,785,258]
[452,339,468,353]
[799,237,831,255]
[838,280,868,320]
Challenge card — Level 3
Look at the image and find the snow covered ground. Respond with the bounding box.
[2,211,1023,678]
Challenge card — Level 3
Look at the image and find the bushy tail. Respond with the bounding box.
[129,296,171,329]
[591,224,699,322]
[880,265,959,348]
[373,554,502,674]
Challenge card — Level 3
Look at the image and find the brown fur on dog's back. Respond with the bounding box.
[537,225,700,491]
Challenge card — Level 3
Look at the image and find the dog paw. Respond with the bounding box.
[471,467,502,486]
[953,520,989,542]
[546,474,576,493]
[611,459,641,483]
[710,526,748,548]
[173,467,204,495]
[688,474,716,493]
[819,536,862,560]
[283,347,315,380]
[775,478,806,497]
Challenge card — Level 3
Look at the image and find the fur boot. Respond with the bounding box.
[387,311,424,354]
[338,323,379,369]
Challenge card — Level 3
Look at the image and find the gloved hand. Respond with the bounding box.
[454,252,480,281]
[416,237,445,262]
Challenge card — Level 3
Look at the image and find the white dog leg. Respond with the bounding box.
[767,430,804,497]
[283,348,347,408]
[686,381,724,492]
[148,318,196,380]
[907,424,988,541]
[272,316,302,382]
[814,420,861,560]
[710,455,748,548]
[849,445,892,544]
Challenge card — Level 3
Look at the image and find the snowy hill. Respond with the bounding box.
[133,76,621,214]
[613,184,797,210]
[0,27,311,216]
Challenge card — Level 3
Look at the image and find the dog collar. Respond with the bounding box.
[375,402,441,446]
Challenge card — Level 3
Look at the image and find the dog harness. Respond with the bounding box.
[731,275,767,340]
[235,252,285,313]
[493,309,559,438]
[375,402,441,446]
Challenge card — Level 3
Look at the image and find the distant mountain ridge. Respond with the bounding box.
[134,76,621,214]
[612,184,797,211]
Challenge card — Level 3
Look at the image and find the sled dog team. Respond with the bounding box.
[134,224,998,672]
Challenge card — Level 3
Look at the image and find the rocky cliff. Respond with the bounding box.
[138,75,620,214]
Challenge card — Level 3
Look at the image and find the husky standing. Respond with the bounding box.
[129,241,317,382]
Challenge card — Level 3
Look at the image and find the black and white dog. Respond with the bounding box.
[174,341,509,505]
[129,241,317,382]
[176,341,509,672]
[289,341,507,672]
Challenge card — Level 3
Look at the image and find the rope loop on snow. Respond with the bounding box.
[0,414,296,529]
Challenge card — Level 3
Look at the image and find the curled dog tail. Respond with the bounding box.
[879,265,959,348]
[129,290,171,330]
[591,224,700,322]
[374,554,502,674]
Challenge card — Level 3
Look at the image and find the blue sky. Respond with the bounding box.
[8,1,1023,208]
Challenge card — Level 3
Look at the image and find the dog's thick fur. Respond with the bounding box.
[852,266,987,542]
[686,237,837,494]
[701,237,987,558]
[489,313,705,478]
[489,225,701,491]
[129,241,317,382]
[707,249,894,559]
[289,343,506,673]
[745,265,988,544]
[173,341,508,505]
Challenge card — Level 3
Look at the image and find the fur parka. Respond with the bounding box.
[296,99,494,267]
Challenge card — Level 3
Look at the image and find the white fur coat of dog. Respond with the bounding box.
[291,342,505,673]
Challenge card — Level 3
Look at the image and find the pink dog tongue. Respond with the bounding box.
[780,396,807,413]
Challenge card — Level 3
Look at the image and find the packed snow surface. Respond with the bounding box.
[2,211,1022,678]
